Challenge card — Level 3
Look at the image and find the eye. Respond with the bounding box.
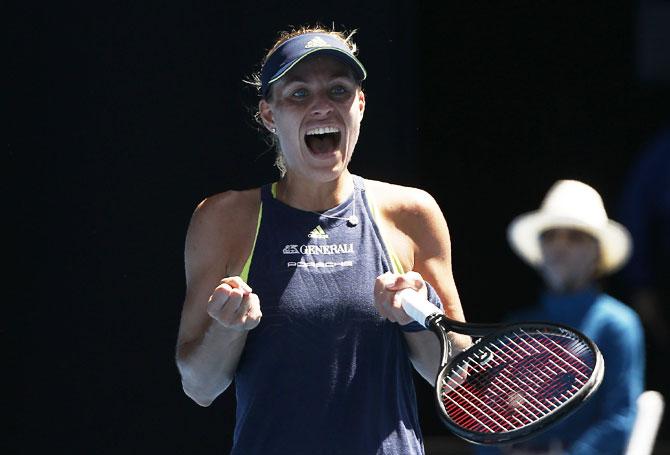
[291,88,308,98]
[330,85,348,96]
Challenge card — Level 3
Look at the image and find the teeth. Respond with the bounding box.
[306,126,340,135]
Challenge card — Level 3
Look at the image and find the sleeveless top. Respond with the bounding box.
[232,175,440,455]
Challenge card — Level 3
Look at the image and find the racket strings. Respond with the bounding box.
[443,358,569,432]
[441,328,596,434]
[445,343,577,428]
[516,329,593,380]
[444,352,561,431]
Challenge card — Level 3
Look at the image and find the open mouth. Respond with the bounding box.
[305,126,341,155]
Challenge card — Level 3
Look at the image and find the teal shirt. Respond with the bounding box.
[477,287,644,455]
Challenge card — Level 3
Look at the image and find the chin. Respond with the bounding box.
[308,165,349,183]
[541,270,572,293]
[307,151,351,174]
[546,279,588,294]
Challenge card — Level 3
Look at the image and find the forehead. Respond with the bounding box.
[277,55,357,85]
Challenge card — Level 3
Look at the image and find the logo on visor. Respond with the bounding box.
[305,37,330,49]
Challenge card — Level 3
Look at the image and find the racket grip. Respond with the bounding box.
[397,288,441,328]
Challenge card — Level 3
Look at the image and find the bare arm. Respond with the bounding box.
[406,189,470,383]
[371,183,471,384]
[177,314,250,406]
[175,190,261,406]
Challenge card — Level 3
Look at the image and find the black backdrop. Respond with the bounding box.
[10,2,669,454]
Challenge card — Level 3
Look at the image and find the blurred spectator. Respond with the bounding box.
[477,179,644,455]
[617,126,670,437]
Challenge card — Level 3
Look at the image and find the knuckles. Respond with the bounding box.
[374,271,426,325]
[207,290,262,331]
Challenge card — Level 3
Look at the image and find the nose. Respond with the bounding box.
[540,230,571,258]
[549,231,571,248]
[309,92,334,117]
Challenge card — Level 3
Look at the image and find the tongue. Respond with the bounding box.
[306,134,338,154]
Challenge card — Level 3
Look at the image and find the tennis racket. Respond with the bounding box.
[398,288,604,446]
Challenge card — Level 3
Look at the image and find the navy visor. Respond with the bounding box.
[259,32,367,98]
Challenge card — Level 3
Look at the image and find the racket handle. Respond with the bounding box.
[397,288,441,328]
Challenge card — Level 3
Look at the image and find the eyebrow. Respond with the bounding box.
[280,71,355,85]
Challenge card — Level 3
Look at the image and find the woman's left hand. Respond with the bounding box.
[374,271,428,326]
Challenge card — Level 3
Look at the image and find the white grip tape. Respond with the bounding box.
[397,288,440,328]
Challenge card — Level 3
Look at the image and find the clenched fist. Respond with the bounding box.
[207,276,262,331]
[374,271,429,325]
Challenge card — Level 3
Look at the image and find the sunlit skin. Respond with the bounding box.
[258,56,365,211]
[175,43,469,407]
[539,228,601,293]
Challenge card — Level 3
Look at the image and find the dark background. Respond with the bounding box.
[10,1,669,454]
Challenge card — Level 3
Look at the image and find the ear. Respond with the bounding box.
[258,99,275,132]
[358,90,366,120]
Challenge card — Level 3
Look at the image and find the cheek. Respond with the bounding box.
[539,243,560,262]
[577,246,600,269]
[351,101,364,122]
[274,116,302,145]
[346,109,363,140]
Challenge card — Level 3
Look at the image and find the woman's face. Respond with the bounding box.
[259,55,365,183]
[539,228,600,292]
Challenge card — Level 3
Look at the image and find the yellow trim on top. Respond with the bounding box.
[240,202,263,283]
[271,182,278,198]
[390,251,405,275]
[366,186,405,274]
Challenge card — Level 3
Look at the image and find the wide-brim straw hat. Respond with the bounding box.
[507,179,632,275]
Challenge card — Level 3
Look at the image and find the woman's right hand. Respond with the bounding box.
[207,276,262,331]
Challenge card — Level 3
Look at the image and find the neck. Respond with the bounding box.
[547,280,596,294]
[276,171,354,211]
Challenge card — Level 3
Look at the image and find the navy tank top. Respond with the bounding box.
[233,175,440,455]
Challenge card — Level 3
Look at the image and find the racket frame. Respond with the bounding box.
[424,313,605,445]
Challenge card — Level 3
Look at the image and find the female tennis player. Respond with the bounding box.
[175,25,470,455]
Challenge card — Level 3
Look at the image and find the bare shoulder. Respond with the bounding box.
[364,179,444,224]
[189,188,260,229]
[177,188,261,353]
[364,178,451,275]
[363,180,463,321]
[185,188,261,280]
